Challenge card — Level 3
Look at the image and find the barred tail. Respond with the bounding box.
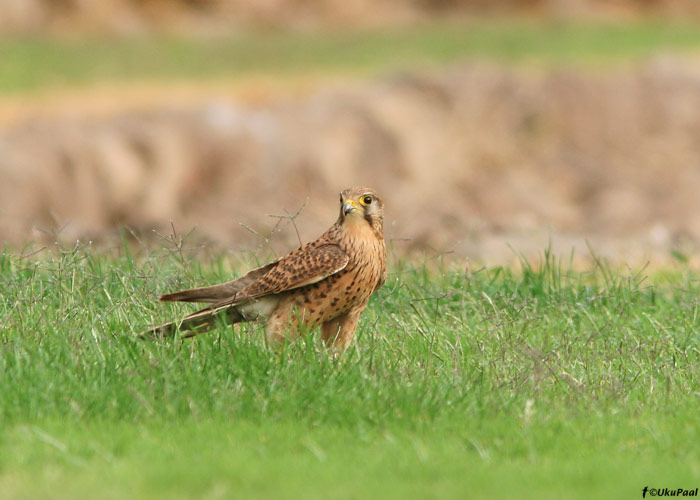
[139,305,244,339]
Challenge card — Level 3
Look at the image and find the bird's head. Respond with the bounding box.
[338,187,384,233]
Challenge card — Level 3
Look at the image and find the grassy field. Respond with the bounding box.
[2,19,699,498]
[0,242,697,499]
[2,20,700,93]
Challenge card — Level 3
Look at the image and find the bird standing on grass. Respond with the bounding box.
[142,187,387,350]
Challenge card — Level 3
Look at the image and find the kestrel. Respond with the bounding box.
[142,187,387,350]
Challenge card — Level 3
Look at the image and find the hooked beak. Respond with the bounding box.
[343,200,359,216]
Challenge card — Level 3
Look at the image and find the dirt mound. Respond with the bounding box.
[2,57,700,262]
[2,0,699,34]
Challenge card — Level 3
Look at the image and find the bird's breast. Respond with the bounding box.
[274,223,386,328]
[304,234,385,320]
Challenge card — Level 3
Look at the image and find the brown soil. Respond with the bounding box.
[1,0,699,35]
[2,57,700,264]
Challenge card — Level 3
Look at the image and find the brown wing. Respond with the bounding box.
[160,243,348,307]
[232,243,349,301]
[159,261,278,303]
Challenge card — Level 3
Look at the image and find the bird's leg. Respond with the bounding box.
[321,307,364,351]
[265,302,310,347]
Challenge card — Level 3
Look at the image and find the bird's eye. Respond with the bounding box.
[362,195,373,205]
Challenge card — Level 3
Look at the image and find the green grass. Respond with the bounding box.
[0,242,698,498]
[2,20,700,93]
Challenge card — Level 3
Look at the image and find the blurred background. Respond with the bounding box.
[1,1,700,263]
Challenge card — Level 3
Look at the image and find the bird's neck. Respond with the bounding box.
[338,215,383,240]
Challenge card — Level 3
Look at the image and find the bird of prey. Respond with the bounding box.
[142,187,387,350]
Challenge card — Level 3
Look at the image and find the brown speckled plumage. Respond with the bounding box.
[142,187,387,350]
